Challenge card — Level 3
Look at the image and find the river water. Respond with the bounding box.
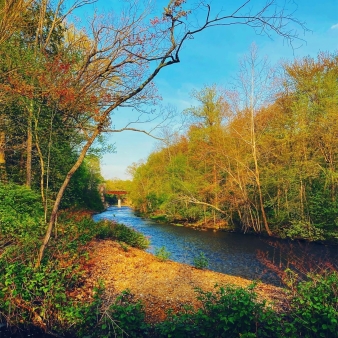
[93,206,338,285]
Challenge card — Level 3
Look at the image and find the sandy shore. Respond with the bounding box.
[79,240,286,323]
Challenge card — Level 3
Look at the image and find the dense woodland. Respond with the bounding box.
[0,0,106,213]
[129,52,338,242]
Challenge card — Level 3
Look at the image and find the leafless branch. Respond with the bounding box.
[178,194,227,215]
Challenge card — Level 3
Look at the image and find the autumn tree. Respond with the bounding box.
[128,52,338,241]
[277,53,338,239]
[224,44,276,235]
[0,0,34,45]
[182,86,229,225]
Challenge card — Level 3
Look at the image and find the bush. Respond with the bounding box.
[193,252,208,269]
[106,290,149,337]
[110,223,150,249]
[155,284,281,337]
[150,214,168,222]
[283,220,324,241]
[73,289,149,338]
[95,219,116,239]
[155,246,172,261]
[0,258,85,333]
[0,202,112,334]
[286,271,338,337]
[0,183,44,244]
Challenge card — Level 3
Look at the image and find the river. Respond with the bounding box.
[93,206,338,285]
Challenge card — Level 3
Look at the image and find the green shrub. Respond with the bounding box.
[95,220,116,239]
[150,214,168,222]
[107,290,149,337]
[287,271,338,337]
[194,285,281,337]
[0,183,44,244]
[0,259,83,332]
[64,284,106,337]
[155,246,172,261]
[193,252,208,269]
[118,241,129,252]
[155,284,282,337]
[0,205,110,333]
[110,223,150,249]
[73,289,149,338]
[283,220,325,241]
[154,305,200,337]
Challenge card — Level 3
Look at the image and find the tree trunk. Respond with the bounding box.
[36,127,101,267]
[33,110,46,213]
[0,128,7,183]
[26,104,33,187]
[249,54,272,237]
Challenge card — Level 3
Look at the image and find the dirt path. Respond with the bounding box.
[82,240,286,323]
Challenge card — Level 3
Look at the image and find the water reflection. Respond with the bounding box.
[93,206,338,285]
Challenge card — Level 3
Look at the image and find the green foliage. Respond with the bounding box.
[0,207,104,332]
[283,220,325,241]
[287,272,338,337]
[61,157,104,212]
[155,284,281,337]
[69,288,149,338]
[155,246,172,261]
[150,214,168,222]
[0,197,146,334]
[110,223,150,250]
[154,305,200,337]
[193,252,208,269]
[95,219,116,239]
[0,183,44,243]
[118,241,129,252]
[94,220,150,250]
[106,290,149,337]
[65,285,106,337]
[306,182,338,238]
[0,260,83,331]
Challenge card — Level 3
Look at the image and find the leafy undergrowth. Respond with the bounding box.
[0,184,337,337]
[69,273,338,338]
[0,183,149,336]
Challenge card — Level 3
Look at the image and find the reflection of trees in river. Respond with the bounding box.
[258,239,338,284]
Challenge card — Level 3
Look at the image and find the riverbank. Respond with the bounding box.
[80,239,286,323]
[142,209,338,246]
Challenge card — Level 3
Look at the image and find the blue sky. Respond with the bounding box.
[74,0,338,180]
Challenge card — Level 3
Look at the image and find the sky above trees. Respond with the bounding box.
[73,0,338,180]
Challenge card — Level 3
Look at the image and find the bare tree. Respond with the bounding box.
[36,0,306,265]
[225,43,278,235]
[0,115,5,182]
[0,0,35,45]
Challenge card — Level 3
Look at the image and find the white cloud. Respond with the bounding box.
[331,23,338,29]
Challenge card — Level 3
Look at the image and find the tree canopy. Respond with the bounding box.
[128,52,338,241]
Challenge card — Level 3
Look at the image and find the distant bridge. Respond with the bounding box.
[106,190,127,207]
[106,190,127,195]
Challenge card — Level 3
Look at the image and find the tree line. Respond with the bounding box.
[128,50,338,242]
